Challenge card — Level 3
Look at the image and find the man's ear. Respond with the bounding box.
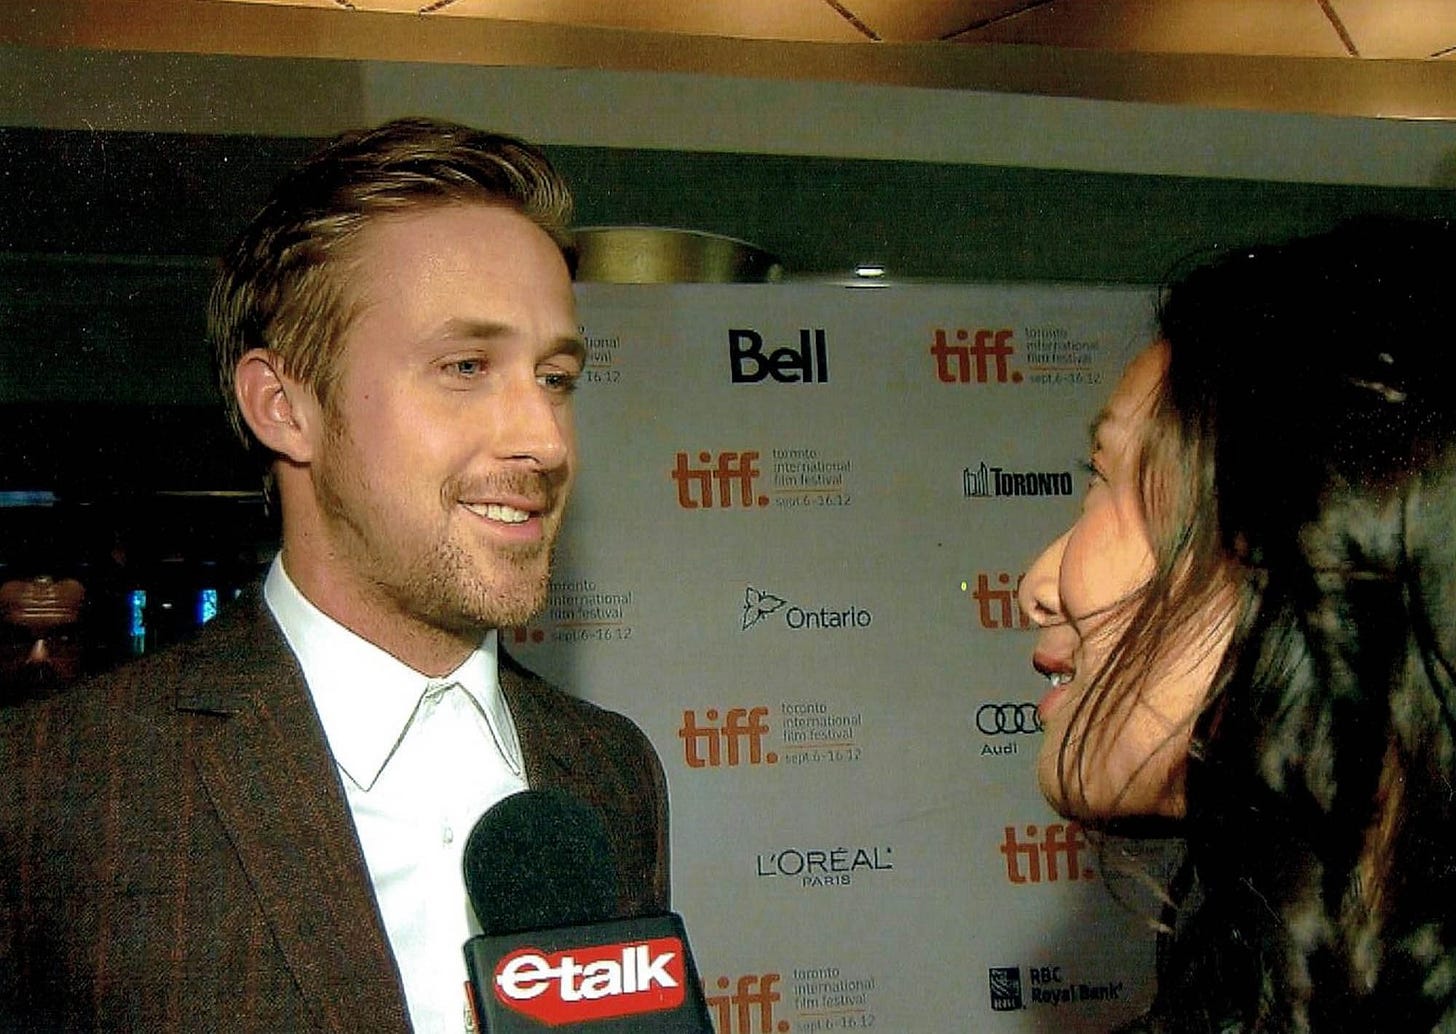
[234,349,320,464]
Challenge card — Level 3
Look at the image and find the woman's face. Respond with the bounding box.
[1018,342,1230,819]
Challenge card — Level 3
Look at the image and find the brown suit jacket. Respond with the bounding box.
[0,592,669,1033]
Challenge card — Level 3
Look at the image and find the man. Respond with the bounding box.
[0,572,87,700]
[0,118,669,1033]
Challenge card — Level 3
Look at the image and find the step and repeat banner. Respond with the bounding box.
[511,282,1171,1034]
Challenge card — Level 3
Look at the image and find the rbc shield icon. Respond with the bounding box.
[989,966,1024,1011]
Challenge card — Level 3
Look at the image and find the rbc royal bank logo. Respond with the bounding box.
[989,966,1024,1011]
[930,327,1021,384]
[989,965,1127,1010]
[729,328,829,384]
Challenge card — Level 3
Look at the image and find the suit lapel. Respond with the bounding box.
[182,597,410,1034]
[500,656,572,791]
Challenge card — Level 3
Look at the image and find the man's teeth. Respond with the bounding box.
[466,503,530,524]
[1047,672,1072,688]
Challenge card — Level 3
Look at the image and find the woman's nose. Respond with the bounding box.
[1019,530,1069,627]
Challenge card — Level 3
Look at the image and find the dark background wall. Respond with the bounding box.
[2,102,1454,672]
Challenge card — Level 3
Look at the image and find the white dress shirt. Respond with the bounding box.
[264,558,528,1034]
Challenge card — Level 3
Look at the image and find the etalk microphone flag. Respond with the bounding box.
[462,789,714,1032]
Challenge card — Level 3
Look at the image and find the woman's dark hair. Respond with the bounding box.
[1126,216,1456,1032]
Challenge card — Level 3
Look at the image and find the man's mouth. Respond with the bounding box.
[462,502,534,525]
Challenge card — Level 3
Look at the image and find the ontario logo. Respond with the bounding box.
[963,461,1074,499]
[741,586,873,633]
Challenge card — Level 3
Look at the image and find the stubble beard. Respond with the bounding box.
[394,529,555,636]
[314,420,561,641]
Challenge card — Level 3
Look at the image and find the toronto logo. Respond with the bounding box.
[963,461,1074,499]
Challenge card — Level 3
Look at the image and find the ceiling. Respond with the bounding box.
[222,0,1456,60]
[8,0,1456,120]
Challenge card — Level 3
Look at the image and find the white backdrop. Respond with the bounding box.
[512,282,1168,1034]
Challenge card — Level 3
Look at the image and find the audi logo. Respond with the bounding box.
[976,702,1043,735]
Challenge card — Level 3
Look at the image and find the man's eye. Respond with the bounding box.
[448,359,484,377]
[539,370,580,394]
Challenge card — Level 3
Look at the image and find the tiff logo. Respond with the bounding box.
[931,328,1022,384]
[1000,823,1093,884]
[729,328,829,384]
[705,973,782,1034]
[679,707,777,768]
[673,451,769,509]
[964,572,1031,630]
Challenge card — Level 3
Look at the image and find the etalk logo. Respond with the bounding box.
[493,938,686,1023]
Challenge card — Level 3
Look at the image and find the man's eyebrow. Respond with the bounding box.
[440,318,587,361]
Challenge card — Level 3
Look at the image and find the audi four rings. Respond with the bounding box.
[975,702,1043,735]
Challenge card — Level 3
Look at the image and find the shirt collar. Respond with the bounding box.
[263,556,519,790]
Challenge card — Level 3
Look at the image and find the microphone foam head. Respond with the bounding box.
[463,788,620,935]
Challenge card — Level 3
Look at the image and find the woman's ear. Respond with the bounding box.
[234,349,320,464]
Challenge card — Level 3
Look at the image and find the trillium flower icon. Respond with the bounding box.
[741,586,787,630]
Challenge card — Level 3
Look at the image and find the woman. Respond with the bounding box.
[1019,216,1456,1032]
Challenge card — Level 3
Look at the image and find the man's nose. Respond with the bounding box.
[495,377,571,472]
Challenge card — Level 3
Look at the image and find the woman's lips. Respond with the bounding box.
[1038,673,1072,719]
[1032,651,1075,719]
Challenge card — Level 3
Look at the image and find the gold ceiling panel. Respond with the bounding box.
[1327,0,1456,58]
[216,0,868,41]
[10,0,1456,118]
[947,0,1354,57]
[816,1,1035,42]
[212,0,1456,59]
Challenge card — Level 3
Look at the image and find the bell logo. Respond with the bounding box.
[1000,823,1095,884]
[729,328,829,384]
[679,707,777,767]
[962,573,1031,630]
[673,451,769,509]
[931,327,1022,384]
[493,939,685,1024]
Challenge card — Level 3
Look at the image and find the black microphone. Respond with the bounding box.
[462,789,714,1032]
